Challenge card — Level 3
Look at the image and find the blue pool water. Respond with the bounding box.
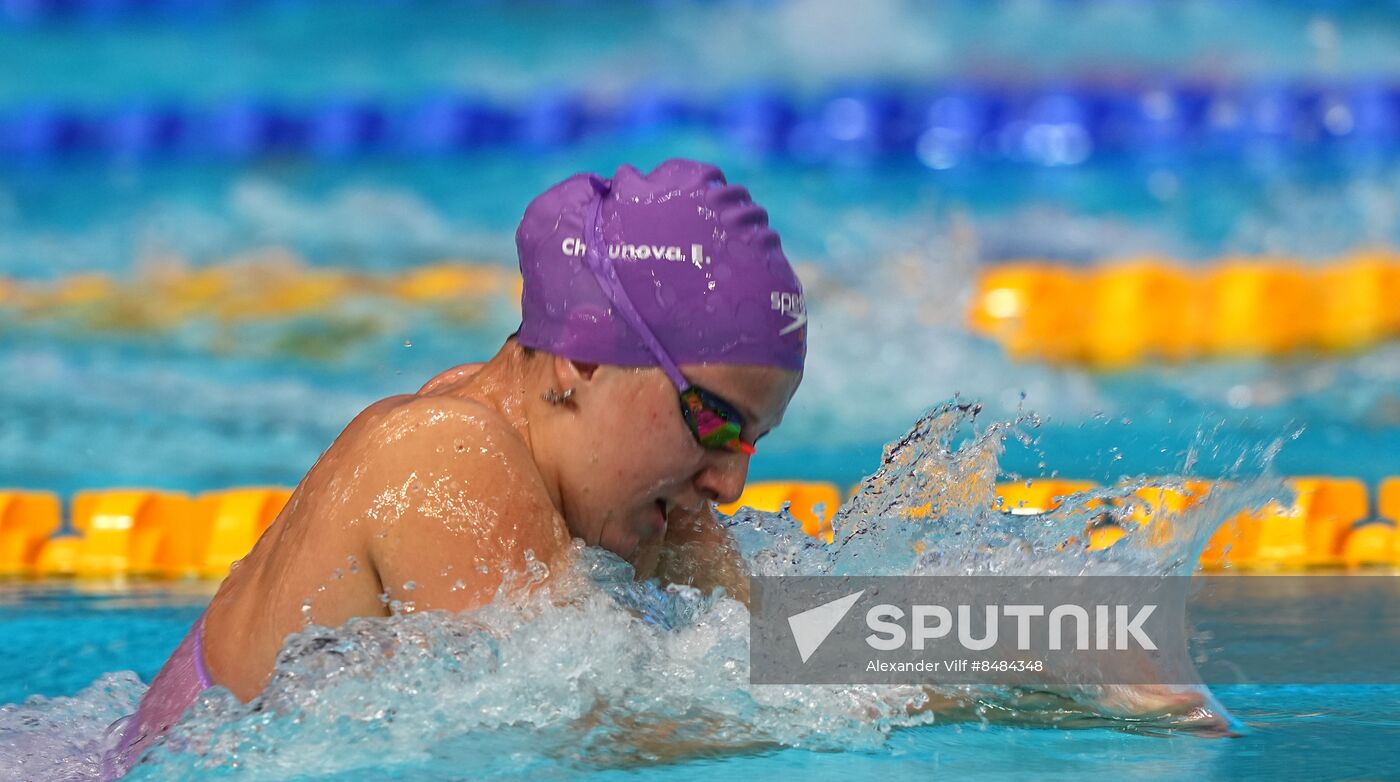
[5,153,1400,496]
[3,2,1400,779]
[3,575,1400,780]
[2,402,1398,780]
[2,2,1400,497]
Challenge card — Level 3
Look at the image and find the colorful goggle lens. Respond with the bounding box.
[678,386,755,454]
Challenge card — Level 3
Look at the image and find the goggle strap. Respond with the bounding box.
[578,181,755,456]
[580,178,690,392]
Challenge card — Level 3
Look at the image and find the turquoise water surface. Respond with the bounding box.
[3,2,1400,780]
[2,576,1399,780]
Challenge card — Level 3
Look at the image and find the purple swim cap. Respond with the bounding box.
[516,159,806,376]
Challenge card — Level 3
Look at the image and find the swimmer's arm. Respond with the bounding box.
[907,686,1237,736]
[650,504,750,605]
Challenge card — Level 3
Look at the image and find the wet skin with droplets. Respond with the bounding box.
[203,381,571,702]
[201,340,801,703]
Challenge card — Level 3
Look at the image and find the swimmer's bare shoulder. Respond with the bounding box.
[351,393,572,613]
[205,391,568,700]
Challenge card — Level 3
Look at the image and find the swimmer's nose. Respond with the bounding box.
[695,453,749,505]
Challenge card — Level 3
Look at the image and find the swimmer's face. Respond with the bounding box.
[552,362,801,561]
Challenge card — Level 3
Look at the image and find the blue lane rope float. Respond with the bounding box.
[0,0,787,26]
[0,0,789,25]
[0,0,1394,26]
[1,80,1398,165]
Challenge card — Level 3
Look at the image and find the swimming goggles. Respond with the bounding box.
[580,177,756,456]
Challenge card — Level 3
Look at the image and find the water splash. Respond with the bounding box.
[1,402,1289,780]
[0,673,143,782]
[738,400,1284,578]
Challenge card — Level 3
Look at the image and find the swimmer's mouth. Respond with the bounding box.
[652,499,669,535]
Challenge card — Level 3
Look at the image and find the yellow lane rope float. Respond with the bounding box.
[0,253,521,331]
[968,250,1400,368]
[6,249,1400,370]
[3,477,1398,580]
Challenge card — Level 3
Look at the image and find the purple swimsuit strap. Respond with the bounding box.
[101,613,214,780]
[191,613,212,689]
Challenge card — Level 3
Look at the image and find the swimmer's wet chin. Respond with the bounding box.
[610,500,670,559]
[652,499,670,535]
[631,499,668,549]
[646,499,672,538]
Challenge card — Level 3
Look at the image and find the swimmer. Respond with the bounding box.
[103,159,806,776]
[102,159,1227,777]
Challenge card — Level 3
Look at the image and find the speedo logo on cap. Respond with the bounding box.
[562,237,711,266]
[772,291,806,336]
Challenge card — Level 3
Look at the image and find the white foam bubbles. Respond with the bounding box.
[0,672,144,782]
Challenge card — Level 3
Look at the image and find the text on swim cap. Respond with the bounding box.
[771,291,807,336]
[562,237,711,267]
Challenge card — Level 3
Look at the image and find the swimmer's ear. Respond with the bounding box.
[552,355,599,389]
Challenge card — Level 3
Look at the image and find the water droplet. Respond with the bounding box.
[403,580,418,592]
[403,339,413,348]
